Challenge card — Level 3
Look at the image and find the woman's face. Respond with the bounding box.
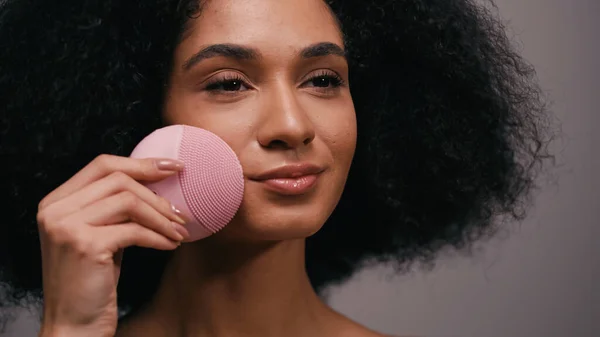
[163,0,356,241]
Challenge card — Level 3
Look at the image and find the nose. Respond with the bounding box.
[257,83,315,150]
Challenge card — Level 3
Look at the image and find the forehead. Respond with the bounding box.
[181,0,343,49]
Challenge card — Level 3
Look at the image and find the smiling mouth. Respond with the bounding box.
[248,163,325,196]
[256,174,321,196]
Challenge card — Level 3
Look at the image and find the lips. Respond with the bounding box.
[248,163,325,196]
[250,163,325,181]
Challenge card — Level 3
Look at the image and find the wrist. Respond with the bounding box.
[39,310,114,337]
[38,323,112,337]
[39,325,80,337]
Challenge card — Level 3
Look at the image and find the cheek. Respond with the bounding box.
[163,91,259,158]
[319,106,357,165]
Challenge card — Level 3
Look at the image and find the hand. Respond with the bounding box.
[36,154,190,337]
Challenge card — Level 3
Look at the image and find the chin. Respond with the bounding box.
[216,195,338,242]
[211,174,344,243]
[218,205,329,242]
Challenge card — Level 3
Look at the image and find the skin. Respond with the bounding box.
[164,0,356,244]
[118,0,371,336]
[37,0,395,336]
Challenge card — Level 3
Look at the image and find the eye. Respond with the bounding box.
[302,71,345,90]
[310,75,342,88]
[205,75,250,93]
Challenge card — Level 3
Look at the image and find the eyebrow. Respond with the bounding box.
[182,42,346,71]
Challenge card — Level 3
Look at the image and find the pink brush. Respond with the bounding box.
[130,125,244,242]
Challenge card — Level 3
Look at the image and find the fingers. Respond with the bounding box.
[62,191,189,242]
[40,171,186,226]
[40,222,180,261]
[35,154,190,255]
[38,154,184,211]
[100,222,181,252]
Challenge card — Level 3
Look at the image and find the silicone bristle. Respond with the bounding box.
[178,126,245,233]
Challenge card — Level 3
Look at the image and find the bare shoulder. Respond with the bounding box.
[353,327,418,337]
[331,313,415,337]
[324,308,420,337]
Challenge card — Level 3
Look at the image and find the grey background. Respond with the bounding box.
[2,0,598,336]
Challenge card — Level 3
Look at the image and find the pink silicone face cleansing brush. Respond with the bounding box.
[129,125,245,242]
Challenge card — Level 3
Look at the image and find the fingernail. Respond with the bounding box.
[172,222,190,240]
[156,159,184,171]
[171,204,187,225]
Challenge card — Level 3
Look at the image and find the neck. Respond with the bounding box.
[122,238,337,337]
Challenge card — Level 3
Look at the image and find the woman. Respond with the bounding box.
[0,0,552,336]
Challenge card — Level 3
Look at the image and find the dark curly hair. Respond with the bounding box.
[0,0,553,329]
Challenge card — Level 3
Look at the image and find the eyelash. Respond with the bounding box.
[204,71,345,94]
[307,71,345,90]
[205,74,248,93]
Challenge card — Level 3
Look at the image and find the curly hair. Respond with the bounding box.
[0,0,553,329]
